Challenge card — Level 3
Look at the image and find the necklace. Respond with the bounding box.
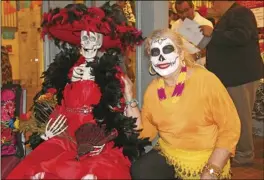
[157,65,187,105]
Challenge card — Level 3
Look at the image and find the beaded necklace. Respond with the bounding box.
[157,65,187,105]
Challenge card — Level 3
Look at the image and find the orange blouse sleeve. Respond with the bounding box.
[207,73,241,156]
[139,85,158,141]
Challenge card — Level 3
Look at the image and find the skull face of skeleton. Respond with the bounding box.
[81,31,103,62]
[150,38,180,77]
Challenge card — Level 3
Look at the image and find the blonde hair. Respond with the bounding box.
[145,28,195,67]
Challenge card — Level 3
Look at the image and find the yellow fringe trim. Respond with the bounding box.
[155,140,232,180]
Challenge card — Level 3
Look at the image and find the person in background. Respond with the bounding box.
[124,29,240,179]
[200,0,264,166]
[171,0,213,66]
[169,9,178,29]
[206,17,216,27]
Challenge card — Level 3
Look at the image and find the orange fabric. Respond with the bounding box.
[140,67,241,155]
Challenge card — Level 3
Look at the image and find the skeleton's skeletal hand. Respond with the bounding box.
[89,144,105,156]
[72,66,84,82]
[31,172,45,180]
[79,64,94,81]
[40,115,68,141]
[81,174,97,180]
[71,64,94,82]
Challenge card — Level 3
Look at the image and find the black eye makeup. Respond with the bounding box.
[150,48,160,56]
[162,45,175,54]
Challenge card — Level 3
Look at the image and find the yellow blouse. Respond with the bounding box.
[140,67,241,155]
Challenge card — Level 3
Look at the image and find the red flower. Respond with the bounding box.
[1,89,15,101]
[198,5,208,17]
[19,112,31,121]
[47,88,57,94]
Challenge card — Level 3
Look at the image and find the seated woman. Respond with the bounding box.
[6,3,150,180]
[122,29,241,179]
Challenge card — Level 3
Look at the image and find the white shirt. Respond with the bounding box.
[171,12,213,56]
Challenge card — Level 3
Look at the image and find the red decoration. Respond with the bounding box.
[19,111,32,121]
[5,45,13,53]
[236,1,264,9]
[197,5,208,17]
[3,1,16,15]
[47,88,57,94]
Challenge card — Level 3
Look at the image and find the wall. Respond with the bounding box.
[136,1,169,107]
[17,6,44,110]
[1,2,44,110]
[1,5,44,82]
[135,1,169,152]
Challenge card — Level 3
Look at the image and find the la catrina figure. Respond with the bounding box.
[7,2,150,179]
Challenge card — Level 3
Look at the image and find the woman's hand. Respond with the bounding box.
[199,25,214,37]
[121,74,141,127]
[121,74,134,102]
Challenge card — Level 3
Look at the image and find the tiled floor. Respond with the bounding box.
[232,135,264,179]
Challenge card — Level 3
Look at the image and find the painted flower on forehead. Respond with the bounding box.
[150,37,180,77]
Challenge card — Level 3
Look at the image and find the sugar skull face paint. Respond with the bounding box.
[150,38,180,76]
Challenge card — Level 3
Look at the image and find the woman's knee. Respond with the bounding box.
[130,150,157,179]
[130,149,175,179]
[130,160,141,179]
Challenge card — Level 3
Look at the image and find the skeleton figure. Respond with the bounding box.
[150,38,180,76]
[72,31,103,82]
[41,31,103,144]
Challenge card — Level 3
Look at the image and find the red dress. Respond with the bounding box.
[6,80,131,179]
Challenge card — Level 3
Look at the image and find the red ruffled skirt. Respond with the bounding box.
[6,137,131,179]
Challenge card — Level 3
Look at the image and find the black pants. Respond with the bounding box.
[130,149,178,179]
